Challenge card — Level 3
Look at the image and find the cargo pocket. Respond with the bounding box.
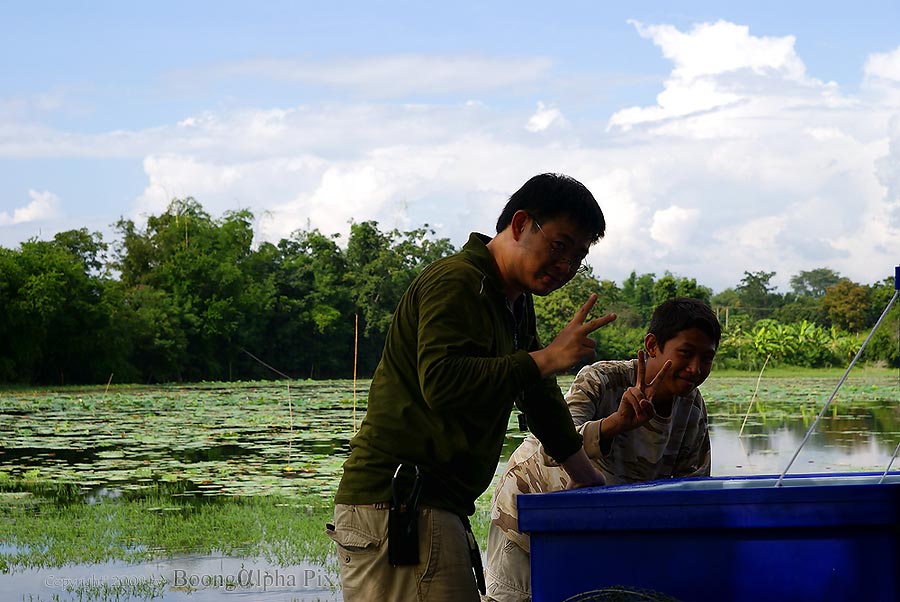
[326,504,386,565]
[326,523,381,552]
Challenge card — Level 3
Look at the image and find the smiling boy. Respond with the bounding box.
[484,297,722,602]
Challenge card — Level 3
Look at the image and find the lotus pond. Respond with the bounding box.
[1,370,899,601]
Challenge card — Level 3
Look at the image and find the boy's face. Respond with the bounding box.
[646,328,717,399]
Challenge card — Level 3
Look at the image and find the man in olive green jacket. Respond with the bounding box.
[328,173,616,601]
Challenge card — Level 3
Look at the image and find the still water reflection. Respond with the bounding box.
[710,426,898,476]
[702,376,900,477]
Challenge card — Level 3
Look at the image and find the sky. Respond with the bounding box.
[2,0,899,294]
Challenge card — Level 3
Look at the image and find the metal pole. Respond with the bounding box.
[776,288,900,487]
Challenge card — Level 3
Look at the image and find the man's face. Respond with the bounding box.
[520,214,592,295]
[649,328,717,399]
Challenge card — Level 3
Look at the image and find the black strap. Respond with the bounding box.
[460,515,486,595]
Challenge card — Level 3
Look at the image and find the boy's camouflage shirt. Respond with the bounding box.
[490,359,711,551]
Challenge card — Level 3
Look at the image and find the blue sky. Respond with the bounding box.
[2,1,899,292]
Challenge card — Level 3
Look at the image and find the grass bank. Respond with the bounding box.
[710,364,898,379]
[0,483,336,575]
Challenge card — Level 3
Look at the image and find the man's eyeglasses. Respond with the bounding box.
[532,218,589,275]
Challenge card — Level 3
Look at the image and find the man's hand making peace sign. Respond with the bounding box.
[530,294,617,378]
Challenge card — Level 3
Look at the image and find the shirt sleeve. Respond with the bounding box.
[673,393,712,477]
[566,365,604,426]
[561,365,606,459]
[517,377,582,464]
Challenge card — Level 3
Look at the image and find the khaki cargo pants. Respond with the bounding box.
[327,503,481,602]
[483,520,532,602]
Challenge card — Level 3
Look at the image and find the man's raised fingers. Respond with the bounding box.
[581,312,618,334]
[568,294,598,326]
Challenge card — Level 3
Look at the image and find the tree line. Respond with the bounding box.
[0,199,897,385]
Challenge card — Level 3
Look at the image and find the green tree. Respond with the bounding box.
[790,268,843,298]
[535,270,644,366]
[675,276,712,303]
[114,199,273,381]
[0,231,123,383]
[735,270,782,321]
[866,276,899,365]
[345,221,455,374]
[257,228,355,379]
[773,294,827,325]
[821,279,869,332]
[620,271,656,323]
[652,273,678,306]
[710,288,742,331]
[115,284,188,382]
[651,272,712,307]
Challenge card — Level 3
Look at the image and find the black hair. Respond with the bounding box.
[648,297,722,349]
[495,173,606,243]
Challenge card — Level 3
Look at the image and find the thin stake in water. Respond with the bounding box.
[239,346,297,467]
[354,313,359,434]
[739,355,770,438]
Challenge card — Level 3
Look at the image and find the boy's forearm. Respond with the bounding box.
[588,415,625,457]
[599,414,625,442]
[579,416,622,460]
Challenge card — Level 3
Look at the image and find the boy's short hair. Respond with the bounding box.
[649,297,722,349]
[495,173,606,243]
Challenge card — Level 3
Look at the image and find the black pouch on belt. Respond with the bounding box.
[388,464,422,566]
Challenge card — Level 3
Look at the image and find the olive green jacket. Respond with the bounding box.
[334,233,583,516]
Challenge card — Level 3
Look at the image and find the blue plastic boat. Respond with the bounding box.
[520,472,900,602]
[520,266,900,602]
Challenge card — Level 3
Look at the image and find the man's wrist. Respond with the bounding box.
[561,447,605,487]
[529,348,561,378]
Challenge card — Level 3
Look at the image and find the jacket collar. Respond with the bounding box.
[463,232,528,310]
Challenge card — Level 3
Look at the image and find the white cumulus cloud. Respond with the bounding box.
[609,20,826,132]
[526,102,567,132]
[0,190,61,225]
[630,20,805,80]
[596,19,898,289]
[865,46,900,82]
[649,205,700,246]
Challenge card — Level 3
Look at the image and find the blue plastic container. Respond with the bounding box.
[518,472,900,602]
